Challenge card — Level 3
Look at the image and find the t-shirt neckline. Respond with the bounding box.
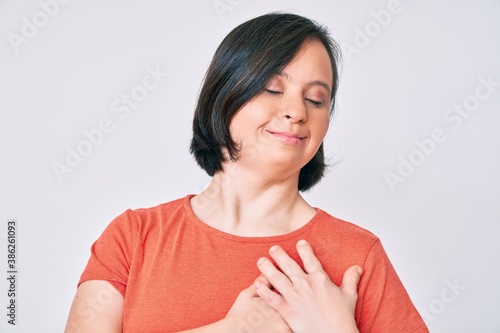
[183,194,324,243]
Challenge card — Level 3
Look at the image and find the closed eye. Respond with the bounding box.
[307,99,323,107]
[265,89,282,95]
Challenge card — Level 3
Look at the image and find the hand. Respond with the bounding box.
[225,276,293,333]
[255,240,363,333]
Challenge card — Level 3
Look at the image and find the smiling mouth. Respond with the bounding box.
[267,131,305,144]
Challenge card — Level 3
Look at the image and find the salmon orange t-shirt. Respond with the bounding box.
[78,195,429,332]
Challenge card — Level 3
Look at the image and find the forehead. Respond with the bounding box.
[279,39,333,89]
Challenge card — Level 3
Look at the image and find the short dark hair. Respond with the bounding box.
[190,12,341,191]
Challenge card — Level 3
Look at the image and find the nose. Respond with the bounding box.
[282,94,307,123]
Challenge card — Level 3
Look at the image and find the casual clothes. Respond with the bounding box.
[79,195,428,332]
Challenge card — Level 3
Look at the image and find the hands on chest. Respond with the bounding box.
[224,239,363,333]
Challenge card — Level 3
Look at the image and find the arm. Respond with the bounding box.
[65,280,123,333]
[64,280,230,333]
[65,279,291,333]
[355,239,429,332]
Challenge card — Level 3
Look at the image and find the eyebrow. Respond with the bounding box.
[277,72,332,96]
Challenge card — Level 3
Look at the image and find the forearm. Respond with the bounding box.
[175,318,234,333]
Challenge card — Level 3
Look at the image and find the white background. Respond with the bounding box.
[1,0,499,332]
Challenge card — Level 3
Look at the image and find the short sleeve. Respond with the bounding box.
[78,209,139,297]
[356,239,429,333]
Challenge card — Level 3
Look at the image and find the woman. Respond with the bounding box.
[65,13,429,333]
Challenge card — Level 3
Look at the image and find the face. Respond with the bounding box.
[228,39,333,177]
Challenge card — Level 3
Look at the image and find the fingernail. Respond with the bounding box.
[297,239,308,246]
[356,266,363,275]
[254,280,261,288]
[269,245,279,253]
[257,257,266,265]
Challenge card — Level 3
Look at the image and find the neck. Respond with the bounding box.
[190,164,316,236]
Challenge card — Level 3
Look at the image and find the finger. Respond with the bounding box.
[239,281,258,298]
[340,265,363,298]
[296,239,324,274]
[254,275,287,312]
[241,275,272,298]
[267,245,305,281]
[254,275,272,289]
[257,256,293,293]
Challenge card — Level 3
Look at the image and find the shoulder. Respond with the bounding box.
[127,196,187,220]
[105,196,189,236]
[307,209,383,267]
[313,209,379,245]
[298,209,383,285]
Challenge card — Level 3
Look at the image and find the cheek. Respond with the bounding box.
[233,102,269,128]
[229,104,266,141]
[229,105,252,137]
[312,113,330,140]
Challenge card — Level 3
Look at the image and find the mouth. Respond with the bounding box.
[267,130,305,144]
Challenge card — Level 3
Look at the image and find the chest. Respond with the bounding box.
[120,229,346,332]
[122,239,294,332]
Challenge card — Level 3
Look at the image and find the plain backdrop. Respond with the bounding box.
[1,0,499,332]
